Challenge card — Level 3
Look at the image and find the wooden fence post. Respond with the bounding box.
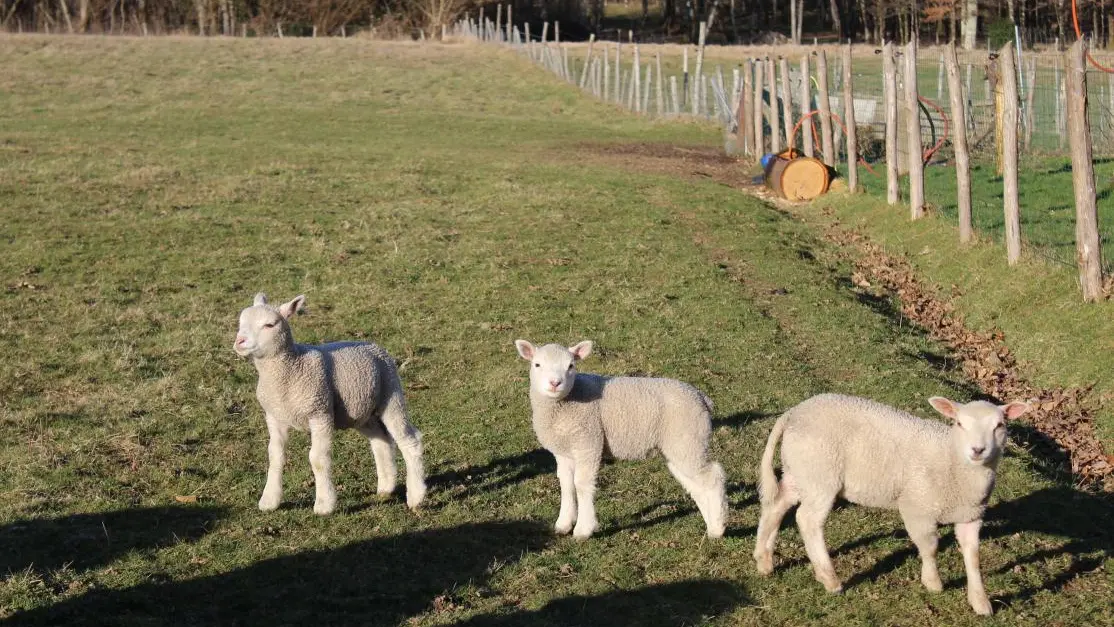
[1000,41,1021,264]
[692,22,707,115]
[1067,39,1104,300]
[946,42,974,244]
[579,34,596,88]
[754,59,765,162]
[633,45,641,112]
[842,44,858,192]
[816,49,835,166]
[884,42,900,205]
[905,40,924,219]
[742,59,754,155]
[800,55,814,157]
[656,53,665,115]
[766,58,781,153]
[780,57,794,151]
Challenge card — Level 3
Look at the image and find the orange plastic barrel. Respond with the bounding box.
[763,148,833,201]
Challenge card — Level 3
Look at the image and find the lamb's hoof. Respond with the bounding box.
[969,594,993,616]
[258,495,281,512]
[922,576,944,593]
[754,552,774,576]
[375,490,395,502]
[313,500,337,516]
[572,524,597,540]
[406,484,427,510]
[705,523,725,539]
[554,521,574,535]
[818,577,843,594]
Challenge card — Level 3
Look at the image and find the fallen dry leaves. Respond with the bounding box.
[826,222,1112,490]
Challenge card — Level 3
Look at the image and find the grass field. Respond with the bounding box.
[0,35,1111,626]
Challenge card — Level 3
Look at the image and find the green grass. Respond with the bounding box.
[0,35,1111,626]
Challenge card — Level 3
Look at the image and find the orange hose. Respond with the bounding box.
[789,110,879,176]
[1072,0,1114,72]
[919,95,950,163]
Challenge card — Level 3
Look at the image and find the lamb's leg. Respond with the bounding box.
[308,416,337,515]
[956,519,993,616]
[356,423,398,497]
[753,474,800,575]
[901,509,942,592]
[553,453,577,534]
[796,496,841,592]
[571,454,601,539]
[666,460,727,538]
[378,394,426,509]
[258,414,289,512]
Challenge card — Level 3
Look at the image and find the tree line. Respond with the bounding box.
[1,0,1107,48]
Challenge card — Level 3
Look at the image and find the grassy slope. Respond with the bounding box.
[0,36,1110,626]
[829,156,1114,448]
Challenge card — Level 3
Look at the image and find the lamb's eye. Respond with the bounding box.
[263,322,276,329]
[534,363,539,368]
[567,364,574,370]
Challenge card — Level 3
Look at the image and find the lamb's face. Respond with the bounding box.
[233,293,304,359]
[515,339,593,400]
[929,397,1031,465]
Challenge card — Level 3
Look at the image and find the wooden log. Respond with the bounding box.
[842,44,858,192]
[816,49,835,166]
[905,40,924,219]
[1067,39,1105,301]
[1000,41,1021,264]
[800,55,814,157]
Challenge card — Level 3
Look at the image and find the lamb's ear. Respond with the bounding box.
[927,396,959,420]
[569,340,593,361]
[514,340,535,361]
[253,292,268,306]
[1000,401,1031,420]
[278,295,306,319]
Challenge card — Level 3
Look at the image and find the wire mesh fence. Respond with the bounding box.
[452,16,1114,277]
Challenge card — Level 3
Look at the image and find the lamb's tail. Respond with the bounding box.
[758,412,789,506]
[699,392,715,414]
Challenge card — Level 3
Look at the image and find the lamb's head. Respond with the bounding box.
[233,293,305,359]
[928,396,1031,465]
[514,339,593,400]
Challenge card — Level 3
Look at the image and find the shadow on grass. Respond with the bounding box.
[426,448,553,499]
[0,505,227,576]
[714,410,776,430]
[456,579,748,627]
[985,486,1113,605]
[5,520,552,626]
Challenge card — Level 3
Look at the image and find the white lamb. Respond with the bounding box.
[753,393,1031,615]
[233,293,426,515]
[514,339,727,539]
